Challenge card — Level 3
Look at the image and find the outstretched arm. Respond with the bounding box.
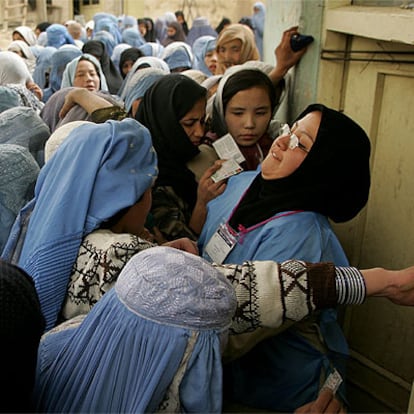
[214,261,414,335]
[268,26,309,87]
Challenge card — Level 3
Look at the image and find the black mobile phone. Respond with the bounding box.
[290,33,314,52]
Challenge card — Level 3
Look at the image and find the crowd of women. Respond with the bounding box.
[2,5,414,413]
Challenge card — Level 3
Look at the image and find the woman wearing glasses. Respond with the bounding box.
[198,100,371,412]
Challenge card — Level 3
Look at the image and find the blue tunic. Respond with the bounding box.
[198,170,349,411]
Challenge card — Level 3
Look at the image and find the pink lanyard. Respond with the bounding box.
[226,189,304,244]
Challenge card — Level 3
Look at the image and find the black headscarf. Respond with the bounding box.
[135,73,207,208]
[229,104,371,229]
[82,40,123,94]
[119,47,143,77]
[0,260,44,412]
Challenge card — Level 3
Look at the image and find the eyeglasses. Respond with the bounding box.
[279,123,310,153]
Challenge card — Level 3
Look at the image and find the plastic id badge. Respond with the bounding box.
[204,223,237,264]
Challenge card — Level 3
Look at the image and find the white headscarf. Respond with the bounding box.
[13,26,37,46]
[7,41,36,74]
[0,51,32,85]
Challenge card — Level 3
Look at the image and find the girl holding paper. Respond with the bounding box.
[209,65,278,171]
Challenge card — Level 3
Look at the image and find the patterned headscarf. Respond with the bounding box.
[35,246,236,413]
[0,145,39,253]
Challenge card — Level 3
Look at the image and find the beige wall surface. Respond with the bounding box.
[140,0,257,28]
[0,0,261,32]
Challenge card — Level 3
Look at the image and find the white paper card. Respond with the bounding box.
[211,158,243,183]
[212,133,246,165]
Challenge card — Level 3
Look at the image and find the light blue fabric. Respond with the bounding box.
[0,106,50,166]
[251,2,265,59]
[121,27,145,48]
[111,43,130,71]
[42,45,82,102]
[2,119,158,331]
[162,41,193,71]
[93,13,122,44]
[192,35,216,76]
[35,246,236,412]
[119,56,169,99]
[0,144,39,254]
[37,31,48,47]
[120,15,138,31]
[185,17,217,47]
[138,42,164,58]
[61,53,109,92]
[199,170,348,265]
[46,24,75,48]
[92,30,117,58]
[32,46,56,89]
[123,67,166,112]
[0,86,20,113]
[198,169,349,411]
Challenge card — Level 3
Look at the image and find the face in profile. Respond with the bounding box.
[12,32,26,43]
[179,97,207,146]
[73,60,100,91]
[261,111,320,180]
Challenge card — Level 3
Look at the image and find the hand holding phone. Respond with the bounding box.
[290,33,314,52]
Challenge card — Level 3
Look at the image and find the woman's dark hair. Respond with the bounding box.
[175,10,189,35]
[119,47,144,77]
[78,56,100,77]
[222,69,277,114]
[239,17,254,31]
[141,17,155,42]
[211,69,276,137]
[215,17,231,34]
[35,21,51,32]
